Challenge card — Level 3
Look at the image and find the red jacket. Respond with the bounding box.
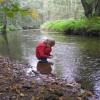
[36,42,52,59]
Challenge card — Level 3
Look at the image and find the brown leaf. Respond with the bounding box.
[31,96,35,100]
[10,84,21,93]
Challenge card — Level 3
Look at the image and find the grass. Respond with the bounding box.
[41,17,100,33]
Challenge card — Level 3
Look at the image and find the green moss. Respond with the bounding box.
[41,17,100,33]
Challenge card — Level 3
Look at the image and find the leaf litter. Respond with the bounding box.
[0,56,96,100]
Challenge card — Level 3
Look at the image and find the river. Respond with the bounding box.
[0,30,100,99]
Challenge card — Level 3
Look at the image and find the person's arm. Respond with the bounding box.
[47,48,53,58]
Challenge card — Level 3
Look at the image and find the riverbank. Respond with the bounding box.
[0,56,96,100]
[41,17,100,36]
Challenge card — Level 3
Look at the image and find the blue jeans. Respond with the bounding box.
[38,58,48,63]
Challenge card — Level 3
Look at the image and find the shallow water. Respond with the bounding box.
[0,30,100,99]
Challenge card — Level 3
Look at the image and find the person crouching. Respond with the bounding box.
[36,39,55,63]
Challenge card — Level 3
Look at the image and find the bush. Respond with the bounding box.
[41,17,100,34]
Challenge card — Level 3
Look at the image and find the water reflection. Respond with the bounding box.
[0,31,23,60]
[0,34,10,57]
[37,61,52,74]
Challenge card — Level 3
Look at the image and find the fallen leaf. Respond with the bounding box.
[20,93,25,97]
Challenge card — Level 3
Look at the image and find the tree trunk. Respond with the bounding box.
[95,0,100,16]
[81,0,93,17]
[81,0,100,17]
[2,14,7,35]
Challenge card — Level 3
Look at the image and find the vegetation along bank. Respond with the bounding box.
[41,17,100,36]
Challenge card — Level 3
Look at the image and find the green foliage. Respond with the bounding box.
[11,3,20,12]
[1,3,28,18]
[41,17,100,33]
[0,0,3,3]
[0,24,3,30]
[73,19,87,29]
[7,25,17,31]
[86,17,100,31]
[1,2,37,18]
[41,18,86,31]
[20,9,29,16]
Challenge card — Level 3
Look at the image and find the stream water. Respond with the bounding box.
[0,30,100,99]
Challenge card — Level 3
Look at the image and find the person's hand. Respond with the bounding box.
[48,55,53,59]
